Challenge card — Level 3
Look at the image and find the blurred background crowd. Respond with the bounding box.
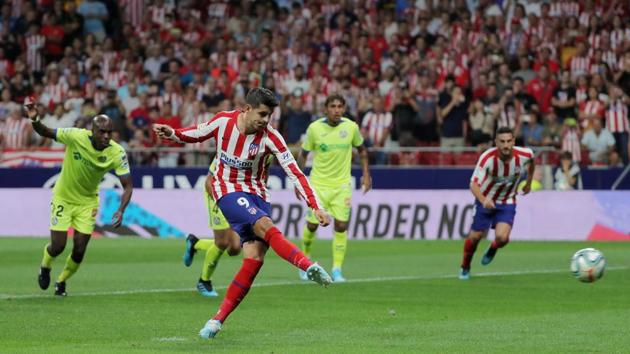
[0,0,629,168]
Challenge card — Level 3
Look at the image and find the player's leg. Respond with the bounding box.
[200,240,267,338]
[39,230,68,290]
[302,183,328,259]
[460,201,492,279]
[481,223,512,265]
[40,198,72,290]
[329,184,352,282]
[55,231,91,296]
[331,220,349,282]
[481,204,515,266]
[196,229,239,297]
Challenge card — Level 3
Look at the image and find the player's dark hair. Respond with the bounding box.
[496,126,514,137]
[246,87,279,109]
[325,93,346,107]
[560,151,573,161]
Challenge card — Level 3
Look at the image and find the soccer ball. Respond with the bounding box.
[570,248,606,283]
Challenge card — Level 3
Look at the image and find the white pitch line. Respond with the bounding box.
[1,266,627,301]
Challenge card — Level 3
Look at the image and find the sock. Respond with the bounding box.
[487,239,508,258]
[332,231,347,270]
[201,244,224,281]
[264,227,313,271]
[301,226,316,257]
[57,255,81,282]
[213,258,263,323]
[41,244,55,268]
[194,239,214,251]
[461,238,480,270]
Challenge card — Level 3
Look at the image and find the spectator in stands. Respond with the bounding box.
[512,56,536,84]
[527,65,557,116]
[581,118,616,166]
[409,70,438,144]
[605,86,629,165]
[361,95,392,165]
[100,90,126,139]
[551,70,577,122]
[438,80,468,148]
[520,113,544,146]
[0,108,32,149]
[541,114,562,148]
[0,88,19,120]
[578,86,605,130]
[77,0,109,43]
[554,151,582,191]
[283,94,311,146]
[468,99,494,148]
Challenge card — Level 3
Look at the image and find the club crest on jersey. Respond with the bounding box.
[339,130,348,138]
[248,143,259,157]
[514,166,521,174]
[248,207,257,215]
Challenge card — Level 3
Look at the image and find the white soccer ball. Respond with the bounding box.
[570,248,606,283]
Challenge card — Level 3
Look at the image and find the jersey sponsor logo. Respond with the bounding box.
[219,152,253,169]
[248,143,260,158]
[278,151,293,164]
[493,175,519,183]
[98,156,106,163]
[73,152,81,160]
[71,151,104,170]
[318,143,350,152]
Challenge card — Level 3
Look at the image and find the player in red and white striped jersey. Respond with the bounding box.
[459,127,536,280]
[153,88,332,339]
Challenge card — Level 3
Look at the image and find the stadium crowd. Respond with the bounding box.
[0,0,629,167]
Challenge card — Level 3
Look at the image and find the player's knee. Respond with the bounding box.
[333,221,348,233]
[227,246,241,256]
[253,216,274,237]
[468,231,484,241]
[70,251,85,264]
[48,243,66,257]
[495,237,509,247]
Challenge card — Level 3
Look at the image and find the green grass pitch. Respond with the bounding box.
[1,237,629,353]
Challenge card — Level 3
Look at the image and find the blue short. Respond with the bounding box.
[217,192,271,243]
[470,200,516,232]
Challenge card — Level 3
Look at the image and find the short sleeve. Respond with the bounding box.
[55,127,83,146]
[352,122,364,147]
[114,150,131,176]
[301,124,315,151]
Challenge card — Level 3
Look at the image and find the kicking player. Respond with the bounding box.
[25,99,133,296]
[297,94,371,282]
[183,160,241,297]
[154,87,332,339]
[459,127,535,280]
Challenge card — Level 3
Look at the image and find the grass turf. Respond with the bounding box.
[1,237,629,353]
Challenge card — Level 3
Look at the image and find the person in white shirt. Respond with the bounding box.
[554,151,582,190]
[581,118,616,165]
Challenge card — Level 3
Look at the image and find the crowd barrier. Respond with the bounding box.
[1,166,629,190]
[2,189,628,241]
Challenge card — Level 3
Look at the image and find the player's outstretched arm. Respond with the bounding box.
[521,159,536,195]
[24,102,55,139]
[357,144,372,194]
[112,174,133,228]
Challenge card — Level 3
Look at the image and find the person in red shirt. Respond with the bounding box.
[40,14,65,62]
[533,47,559,74]
[526,65,557,115]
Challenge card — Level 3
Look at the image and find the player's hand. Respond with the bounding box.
[482,197,495,209]
[112,210,124,228]
[294,187,303,201]
[361,174,372,194]
[521,183,531,195]
[153,124,174,140]
[23,97,39,121]
[313,209,330,227]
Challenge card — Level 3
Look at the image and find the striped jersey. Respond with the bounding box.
[471,147,534,205]
[171,110,321,210]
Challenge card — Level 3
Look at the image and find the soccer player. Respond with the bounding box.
[459,127,535,280]
[297,94,371,282]
[154,87,332,339]
[182,159,242,297]
[24,99,133,296]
